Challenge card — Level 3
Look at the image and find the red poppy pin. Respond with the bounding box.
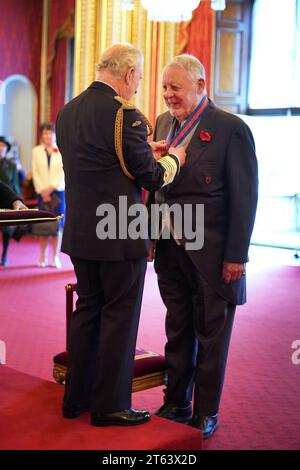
[200,130,211,142]
[53,148,59,153]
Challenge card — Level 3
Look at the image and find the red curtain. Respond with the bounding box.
[50,38,68,124]
[177,0,214,95]
[47,0,75,124]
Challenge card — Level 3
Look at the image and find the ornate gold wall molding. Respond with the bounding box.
[40,0,50,123]
[74,0,177,121]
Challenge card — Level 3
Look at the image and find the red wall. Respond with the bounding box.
[0,0,43,95]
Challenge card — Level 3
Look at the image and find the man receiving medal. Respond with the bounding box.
[151,54,258,439]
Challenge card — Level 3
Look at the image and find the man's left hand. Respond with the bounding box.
[222,262,246,284]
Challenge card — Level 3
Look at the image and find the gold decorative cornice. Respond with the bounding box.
[40,0,50,123]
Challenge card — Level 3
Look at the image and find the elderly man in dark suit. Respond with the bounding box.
[151,54,258,438]
[56,43,185,427]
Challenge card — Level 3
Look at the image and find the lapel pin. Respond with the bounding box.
[200,130,212,142]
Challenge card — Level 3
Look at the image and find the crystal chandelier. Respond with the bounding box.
[211,0,226,11]
[141,0,226,22]
[121,0,135,11]
[141,0,201,22]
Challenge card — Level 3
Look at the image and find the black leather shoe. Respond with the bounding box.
[90,408,151,427]
[190,414,219,439]
[62,404,90,419]
[155,402,192,424]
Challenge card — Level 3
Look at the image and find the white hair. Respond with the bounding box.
[163,54,206,81]
[96,43,143,79]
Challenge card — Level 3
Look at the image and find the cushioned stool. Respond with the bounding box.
[53,283,167,392]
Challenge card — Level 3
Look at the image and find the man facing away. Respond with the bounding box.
[56,43,185,427]
[151,54,258,438]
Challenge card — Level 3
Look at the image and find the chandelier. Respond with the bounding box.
[141,0,200,22]
[121,0,135,10]
[140,0,226,22]
[211,0,226,11]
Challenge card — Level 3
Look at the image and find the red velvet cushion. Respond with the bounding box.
[133,346,166,377]
[54,346,166,378]
[0,209,63,226]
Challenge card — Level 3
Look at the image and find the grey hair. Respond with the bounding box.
[163,54,206,81]
[96,43,143,78]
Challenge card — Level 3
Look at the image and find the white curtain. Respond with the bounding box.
[249,0,300,109]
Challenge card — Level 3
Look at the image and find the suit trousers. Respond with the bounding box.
[155,237,235,415]
[63,256,147,414]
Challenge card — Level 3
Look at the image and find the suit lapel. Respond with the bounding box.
[159,102,217,193]
[155,113,173,141]
[185,100,217,168]
[156,102,217,192]
[156,102,217,164]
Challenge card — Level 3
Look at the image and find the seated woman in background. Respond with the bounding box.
[0,136,22,266]
[32,123,65,268]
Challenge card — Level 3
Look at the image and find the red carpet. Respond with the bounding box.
[0,237,300,449]
[0,366,202,450]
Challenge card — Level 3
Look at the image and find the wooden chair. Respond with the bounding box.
[53,283,167,392]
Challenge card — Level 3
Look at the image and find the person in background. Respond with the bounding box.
[32,123,65,268]
[21,171,37,205]
[0,136,22,266]
[9,139,26,189]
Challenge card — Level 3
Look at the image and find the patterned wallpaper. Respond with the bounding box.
[0,0,43,94]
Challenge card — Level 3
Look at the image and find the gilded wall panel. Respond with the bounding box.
[74,0,177,121]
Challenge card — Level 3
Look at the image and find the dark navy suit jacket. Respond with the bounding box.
[56,81,166,261]
[153,101,258,305]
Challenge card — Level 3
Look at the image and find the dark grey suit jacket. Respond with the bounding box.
[153,100,258,305]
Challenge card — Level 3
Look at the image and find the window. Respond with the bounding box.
[65,37,75,104]
[248,0,300,111]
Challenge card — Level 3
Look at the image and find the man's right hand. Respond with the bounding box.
[169,146,186,167]
[12,200,28,210]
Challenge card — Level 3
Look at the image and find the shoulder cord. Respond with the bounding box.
[114,99,153,181]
